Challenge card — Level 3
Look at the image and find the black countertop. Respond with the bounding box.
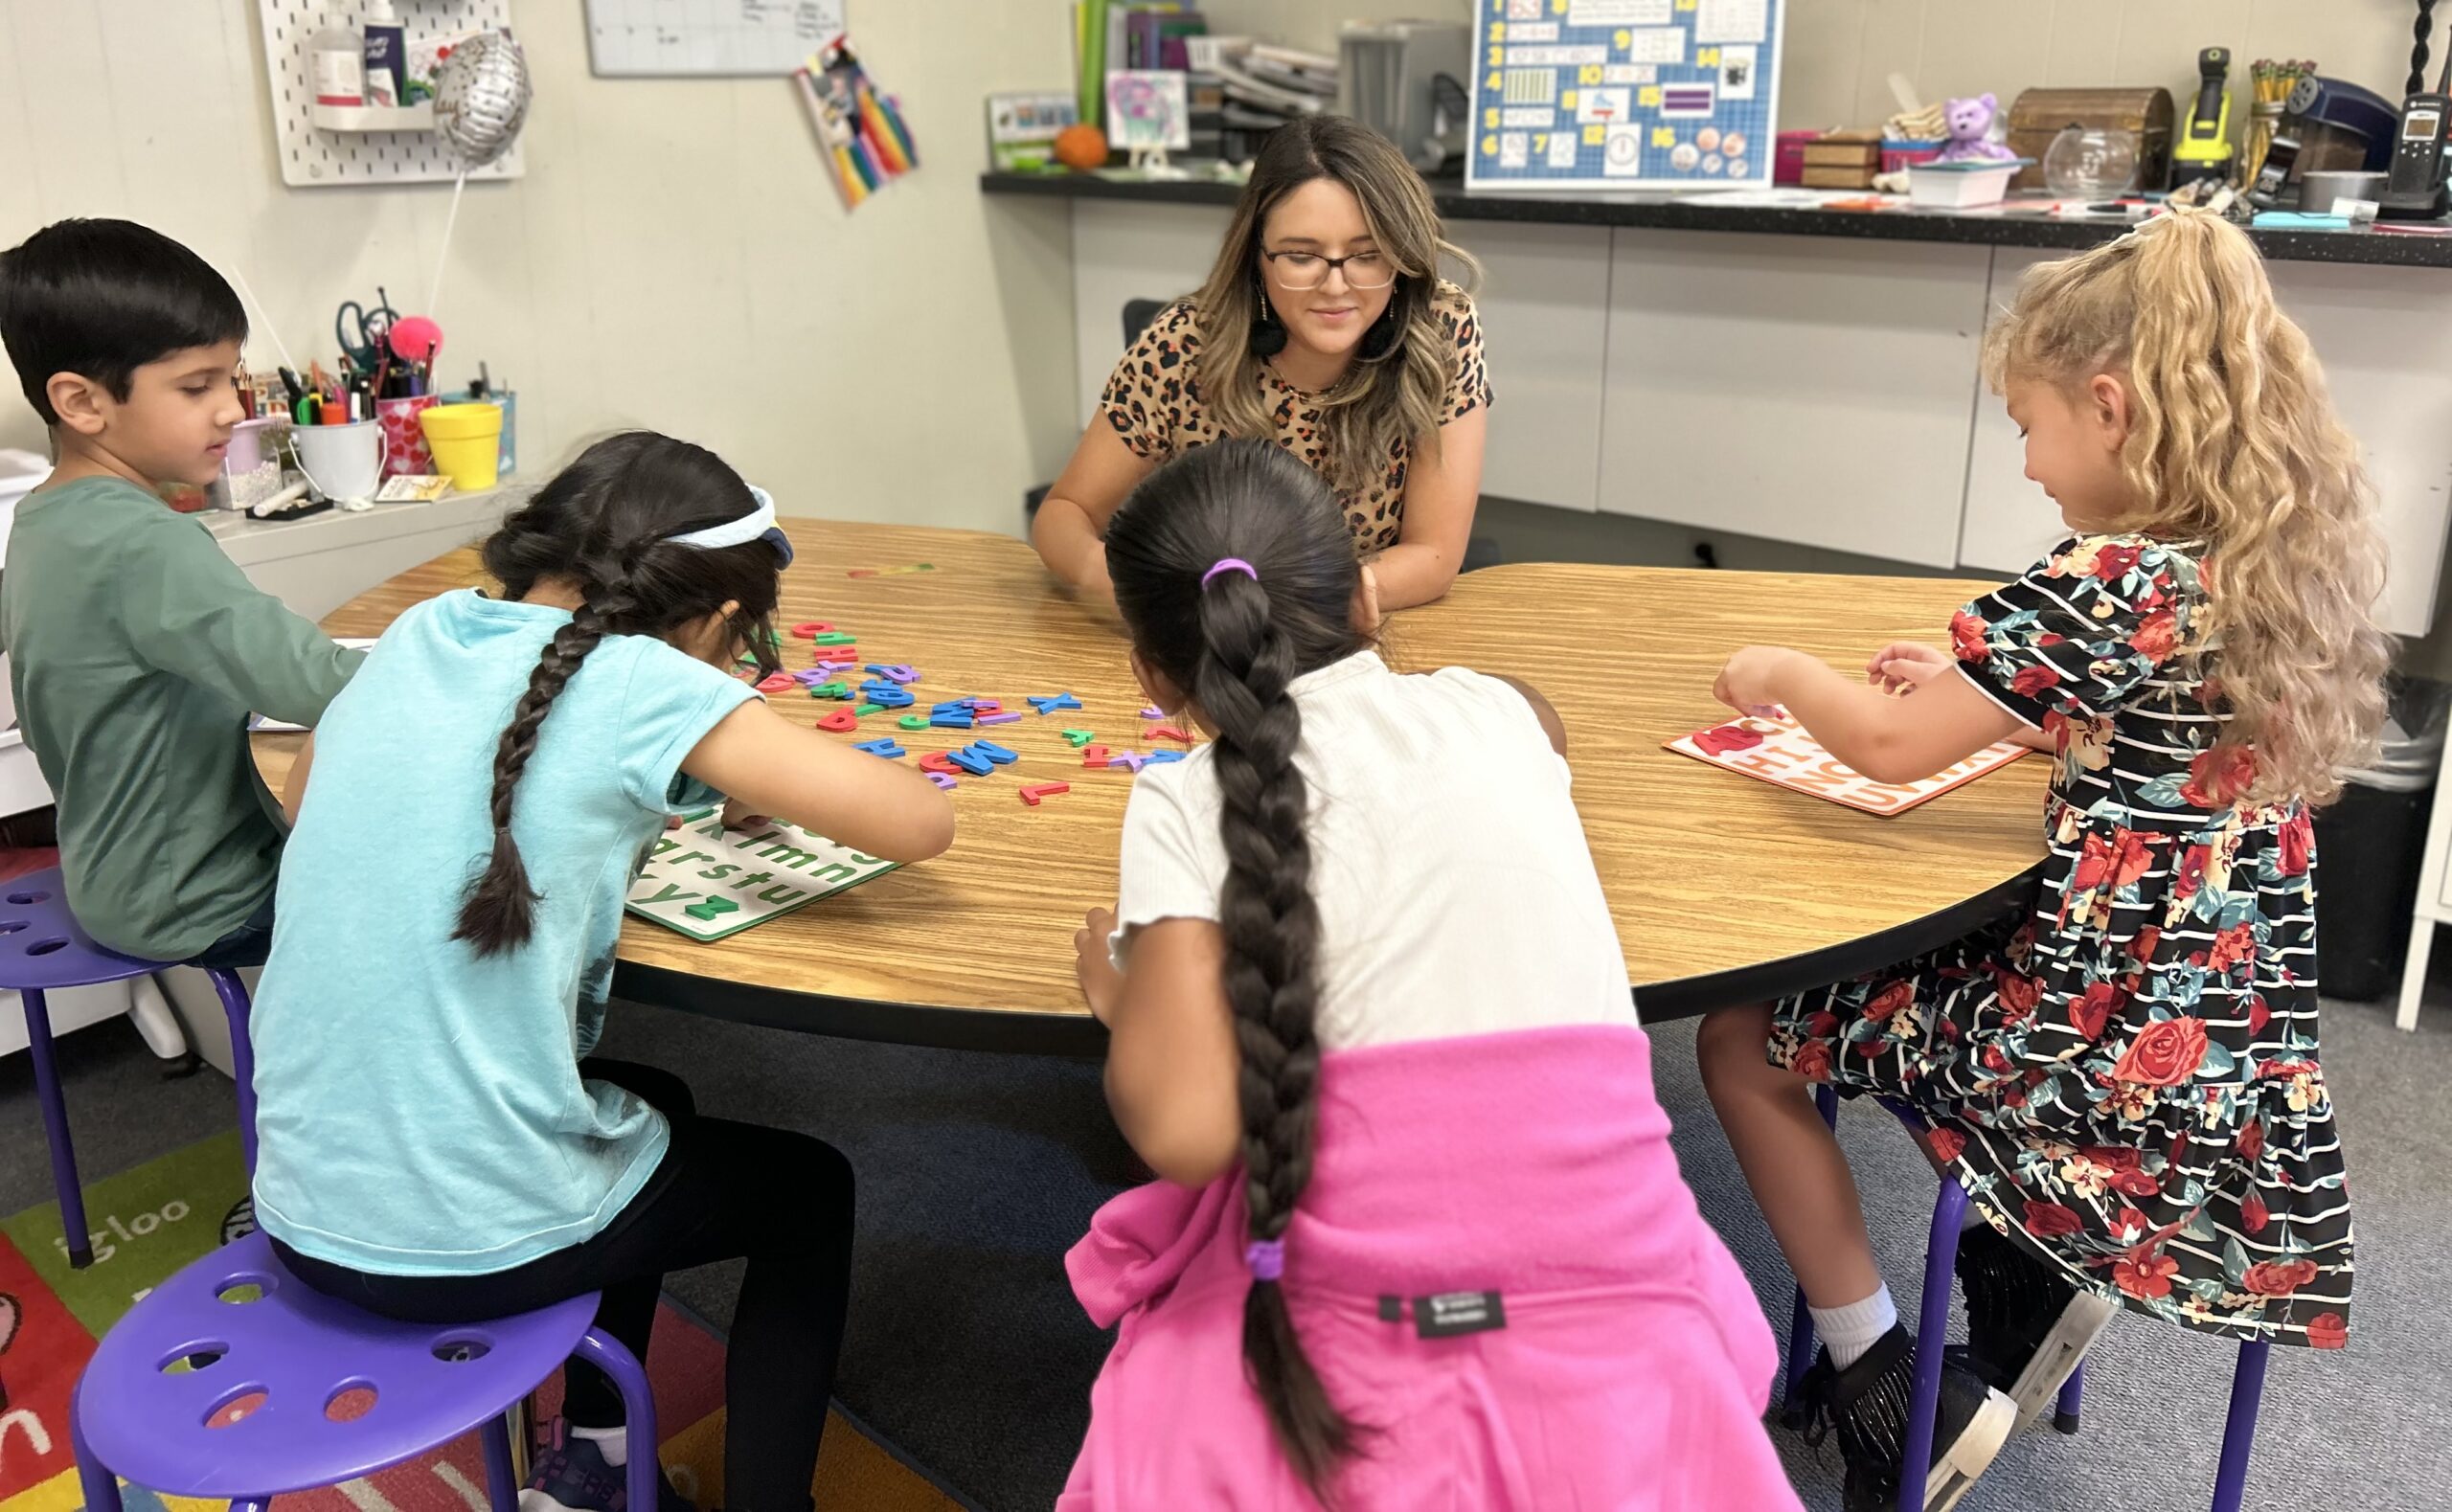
[981,169,2452,269]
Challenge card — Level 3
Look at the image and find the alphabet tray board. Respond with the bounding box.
[1666,716,2029,817]
[628,812,897,941]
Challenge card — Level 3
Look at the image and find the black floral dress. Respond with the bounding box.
[1770,533,2353,1350]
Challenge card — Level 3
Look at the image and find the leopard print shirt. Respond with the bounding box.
[1100,281,1492,554]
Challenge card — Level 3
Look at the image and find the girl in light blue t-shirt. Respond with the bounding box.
[253,432,954,1512]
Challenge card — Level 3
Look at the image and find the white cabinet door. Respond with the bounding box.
[1449,221,1611,512]
[1598,230,1991,568]
[1957,249,2064,579]
[2267,259,2452,639]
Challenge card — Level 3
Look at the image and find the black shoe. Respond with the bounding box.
[1800,1325,2014,1512]
[1954,1222,2119,1433]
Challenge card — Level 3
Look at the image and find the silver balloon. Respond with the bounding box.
[432,31,531,169]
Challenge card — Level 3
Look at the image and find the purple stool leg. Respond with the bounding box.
[70,1383,124,1512]
[575,1326,661,1512]
[1896,1177,1968,1512]
[206,969,257,1173]
[2210,1339,2269,1512]
[1779,1084,1845,1426]
[20,986,93,1268]
[2055,1360,2086,1434]
[481,1411,521,1512]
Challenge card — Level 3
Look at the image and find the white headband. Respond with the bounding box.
[666,485,777,551]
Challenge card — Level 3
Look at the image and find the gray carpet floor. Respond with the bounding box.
[6,974,2443,1511]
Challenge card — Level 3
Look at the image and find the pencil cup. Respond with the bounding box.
[291,418,387,505]
[419,402,503,491]
[377,395,438,476]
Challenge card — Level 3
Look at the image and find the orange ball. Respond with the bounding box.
[1055,123,1109,171]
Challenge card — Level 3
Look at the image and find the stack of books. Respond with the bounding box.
[1210,41,1336,160]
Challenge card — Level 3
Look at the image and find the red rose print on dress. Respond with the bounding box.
[2024,1200,2085,1238]
[2010,665,2061,699]
[2241,1191,2269,1233]
[2069,981,2125,1040]
[2127,924,2162,963]
[2181,745,2258,807]
[1863,982,1914,1022]
[2114,1252,2179,1299]
[2129,609,2178,660]
[2242,1258,2319,1296]
[1951,608,1990,664]
[2305,1312,2348,1349]
[2208,923,2256,973]
[2237,1119,2265,1162]
[2112,1017,2210,1086]
[1792,1041,1834,1081]
[1928,1127,1966,1163]
[2094,542,2145,579]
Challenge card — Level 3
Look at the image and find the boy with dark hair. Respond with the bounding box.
[0,218,362,966]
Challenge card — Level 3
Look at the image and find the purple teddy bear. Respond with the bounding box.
[1935,92,2017,163]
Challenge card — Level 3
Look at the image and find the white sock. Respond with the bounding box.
[1810,1285,1898,1370]
[571,1422,627,1468]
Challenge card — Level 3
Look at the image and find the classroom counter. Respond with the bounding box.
[989,173,2452,639]
[981,169,2452,269]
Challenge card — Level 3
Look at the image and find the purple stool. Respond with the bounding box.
[71,1231,656,1512]
[69,932,661,1512]
[1779,1085,2270,1512]
[0,868,254,1267]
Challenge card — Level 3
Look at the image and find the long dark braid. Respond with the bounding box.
[1106,439,1372,1497]
[452,432,783,957]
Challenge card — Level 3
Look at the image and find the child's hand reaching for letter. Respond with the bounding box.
[1713,646,1801,720]
[1076,906,1124,1025]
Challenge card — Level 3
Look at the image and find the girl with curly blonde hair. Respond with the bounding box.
[1700,210,2384,1511]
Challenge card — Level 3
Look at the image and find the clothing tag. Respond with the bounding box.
[1413,1291,1506,1339]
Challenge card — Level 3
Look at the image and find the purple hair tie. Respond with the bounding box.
[1244,1238,1286,1281]
[1202,557,1259,588]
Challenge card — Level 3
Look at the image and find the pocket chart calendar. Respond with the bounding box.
[1467,0,1784,190]
[627,814,897,942]
[1666,716,2029,817]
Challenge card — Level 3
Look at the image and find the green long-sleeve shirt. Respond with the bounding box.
[0,476,365,959]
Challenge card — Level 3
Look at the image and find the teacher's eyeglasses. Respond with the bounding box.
[1262,247,1397,291]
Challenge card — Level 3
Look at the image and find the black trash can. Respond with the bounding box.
[2313,677,2448,1001]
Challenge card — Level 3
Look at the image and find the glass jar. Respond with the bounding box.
[2043,124,2140,197]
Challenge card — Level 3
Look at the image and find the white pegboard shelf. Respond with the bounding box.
[259,0,524,187]
[312,101,436,131]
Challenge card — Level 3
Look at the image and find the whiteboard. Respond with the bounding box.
[585,0,847,78]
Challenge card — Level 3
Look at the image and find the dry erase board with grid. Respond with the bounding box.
[1467,0,1784,191]
[584,0,846,78]
[257,0,526,187]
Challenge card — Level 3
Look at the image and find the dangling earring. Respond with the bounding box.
[1358,287,1401,360]
[1248,271,1288,358]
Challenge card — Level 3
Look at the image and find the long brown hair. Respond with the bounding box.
[1193,117,1478,500]
[1106,440,1375,1497]
[1982,211,2390,805]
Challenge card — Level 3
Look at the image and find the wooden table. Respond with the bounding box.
[253,519,2049,1053]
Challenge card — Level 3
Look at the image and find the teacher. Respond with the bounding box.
[1031,115,1492,612]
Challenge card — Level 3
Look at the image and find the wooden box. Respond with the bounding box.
[2006,87,2175,192]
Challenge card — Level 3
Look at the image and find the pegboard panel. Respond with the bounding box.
[258,0,526,187]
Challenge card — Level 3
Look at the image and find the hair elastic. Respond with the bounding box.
[1202,556,1259,587]
[1244,1238,1285,1282]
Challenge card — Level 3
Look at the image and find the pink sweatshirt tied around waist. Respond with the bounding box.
[1060,1023,1803,1511]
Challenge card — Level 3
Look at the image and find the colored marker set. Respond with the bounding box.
[795,41,919,212]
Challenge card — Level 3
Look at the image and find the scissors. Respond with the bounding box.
[333,287,399,374]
